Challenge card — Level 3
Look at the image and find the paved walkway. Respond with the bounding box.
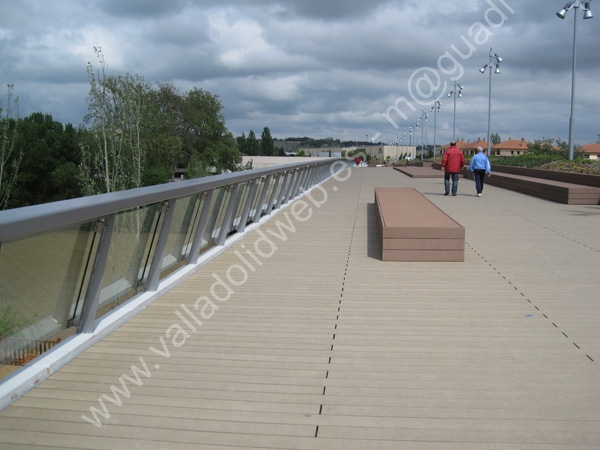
[1,167,600,449]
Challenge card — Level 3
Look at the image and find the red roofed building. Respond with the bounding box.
[440,140,468,154]
[581,143,600,160]
[461,140,488,156]
[492,139,529,156]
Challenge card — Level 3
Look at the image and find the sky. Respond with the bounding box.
[1,0,599,147]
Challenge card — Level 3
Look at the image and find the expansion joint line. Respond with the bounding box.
[316,168,364,439]
[466,242,594,363]
[499,207,600,254]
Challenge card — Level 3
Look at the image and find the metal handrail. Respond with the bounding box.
[0,157,349,336]
[0,158,344,242]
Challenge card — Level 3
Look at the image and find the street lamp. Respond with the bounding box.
[430,100,441,158]
[419,111,428,160]
[556,1,593,160]
[447,81,463,142]
[480,47,502,156]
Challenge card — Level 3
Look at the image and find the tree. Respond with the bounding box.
[246,130,260,155]
[0,84,22,210]
[491,132,501,145]
[82,47,151,194]
[149,83,238,177]
[260,127,275,156]
[236,132,248,154]
[9,113,82,207]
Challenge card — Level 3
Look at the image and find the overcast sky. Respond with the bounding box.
[1,0,599,147]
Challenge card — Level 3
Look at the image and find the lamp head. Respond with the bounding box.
[583,2,593,19]
[495,55,503,62]
[495,65,501,74]
[557,2,576,19]
[479,66,486,74]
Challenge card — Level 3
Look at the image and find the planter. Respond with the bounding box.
[491,165,600,188]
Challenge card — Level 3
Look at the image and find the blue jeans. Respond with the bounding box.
[444,172,459,195]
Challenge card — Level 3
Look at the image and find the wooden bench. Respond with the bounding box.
[375,188,465,262]
[393,166,443,178]
[467,172,600,205]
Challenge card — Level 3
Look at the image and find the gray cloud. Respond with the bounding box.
[1,0,599,146]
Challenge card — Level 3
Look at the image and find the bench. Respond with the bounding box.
[393,166,443,178]
[467,172,600,205]
[375,188,465,262]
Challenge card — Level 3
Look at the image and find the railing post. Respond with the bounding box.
[275,171,291,209]
[77,213,116,334]
[265,173,282,216]
[290,167,305,200]
[313,163,323,185]
[320,163,329,182]
[217,183,240,246]
[187,190,213,265]
[305,165,317,190]
[237,179,258,234]
[146,199,177,292]
[253,175,271,222]
[281,169,298,205]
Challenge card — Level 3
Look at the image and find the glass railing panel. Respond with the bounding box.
[0,221,97,364]
[248,177,265,222]
[230,182,249,231]
[98,204,161,312]
[255,177,271,218]
[160,194,201,277]
[271,172,287,209]
[201,186,227,250]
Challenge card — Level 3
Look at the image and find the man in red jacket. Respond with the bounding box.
[441,141,465,196]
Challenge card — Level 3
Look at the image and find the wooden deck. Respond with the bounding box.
[1,167,600,449]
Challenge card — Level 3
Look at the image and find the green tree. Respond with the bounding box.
[260,127,275,156]
[491,132,501,145]
[246,130,260,156]
[236,132,249,154]
[10,113,82,207]
[0,84,22,210]
[149,83,238,177]
[82,47,151,194]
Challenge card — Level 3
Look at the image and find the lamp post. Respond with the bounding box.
[447,81,463,142]
[420,111,428,160]
[430,100,441,158]
[556,1,593,160]
[480,47,502,156]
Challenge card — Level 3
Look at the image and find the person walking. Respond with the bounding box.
[468,146,491,197]
[441,141,465,196]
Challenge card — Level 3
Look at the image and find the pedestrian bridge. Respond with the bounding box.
[1,161,599,449]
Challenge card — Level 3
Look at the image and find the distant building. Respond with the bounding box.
[462,140,488,156]
[440,140,468,154]
[581,143,600,160]
[302,145,417,161]
[492,139,529,156]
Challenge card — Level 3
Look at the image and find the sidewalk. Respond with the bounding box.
[0,167,599,449]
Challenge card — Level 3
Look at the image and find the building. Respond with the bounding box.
[581,143,600,160]
[461,140,488,156]
[440,140,468,154]
[492,139,529,156]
